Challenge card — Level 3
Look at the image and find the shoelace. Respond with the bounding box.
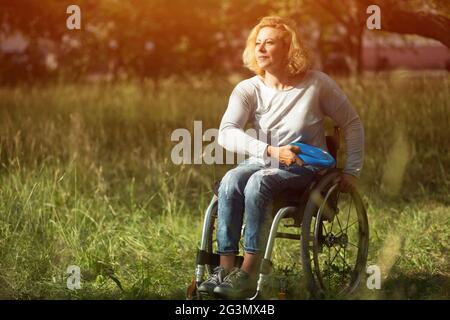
[222,268,244,287]
[211,267,225,283]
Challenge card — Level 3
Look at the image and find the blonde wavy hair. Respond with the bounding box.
[243,16,311,77]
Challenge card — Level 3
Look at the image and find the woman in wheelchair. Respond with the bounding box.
[196,16,364,299]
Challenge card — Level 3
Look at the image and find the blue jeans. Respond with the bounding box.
[217,160,316,255]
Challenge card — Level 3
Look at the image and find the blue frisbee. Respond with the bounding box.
[289,142,336,168]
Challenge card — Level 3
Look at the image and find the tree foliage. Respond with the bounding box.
[0,0,448,83]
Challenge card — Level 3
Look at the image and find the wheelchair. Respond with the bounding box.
[186,127,369,299]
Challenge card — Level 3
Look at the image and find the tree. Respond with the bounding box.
[370,0,450,48]
[1,0,448,82]
[289,0,450,73]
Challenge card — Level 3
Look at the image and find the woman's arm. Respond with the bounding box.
[218,83,269,160]
[319,73,365,178]
[327,99,364,177]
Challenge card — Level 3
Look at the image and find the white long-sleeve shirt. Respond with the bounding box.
[218,70,364,177]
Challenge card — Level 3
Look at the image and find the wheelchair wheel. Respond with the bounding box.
[301,170,369,298]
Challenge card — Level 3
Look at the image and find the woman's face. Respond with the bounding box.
[255,27,288,74]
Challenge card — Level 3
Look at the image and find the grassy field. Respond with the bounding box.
[0,71,449,299]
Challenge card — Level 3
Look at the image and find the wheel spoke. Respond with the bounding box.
[335,220,358,237]
[335,213,344,234]
[322,220,330,234]
[329,246,341,266]
[337,250,351,272]
[347,241,358,248]
[345,195,352,230]
[329,212,335,233]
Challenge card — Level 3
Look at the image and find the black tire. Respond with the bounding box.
[301,170,369,299]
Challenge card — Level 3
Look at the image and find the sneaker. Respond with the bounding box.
[197,266,228,296]
[213,268,257,299]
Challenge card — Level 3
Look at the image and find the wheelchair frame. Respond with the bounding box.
[186,127,369,299]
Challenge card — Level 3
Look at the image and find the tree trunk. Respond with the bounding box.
[373,1,450,48]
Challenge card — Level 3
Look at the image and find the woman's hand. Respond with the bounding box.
[267,145,304,166]
[339,173,358,193]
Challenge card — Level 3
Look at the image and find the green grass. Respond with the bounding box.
[0,72,449,299]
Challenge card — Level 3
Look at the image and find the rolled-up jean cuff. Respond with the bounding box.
[244,247,262,254]
[217,250,239,256]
